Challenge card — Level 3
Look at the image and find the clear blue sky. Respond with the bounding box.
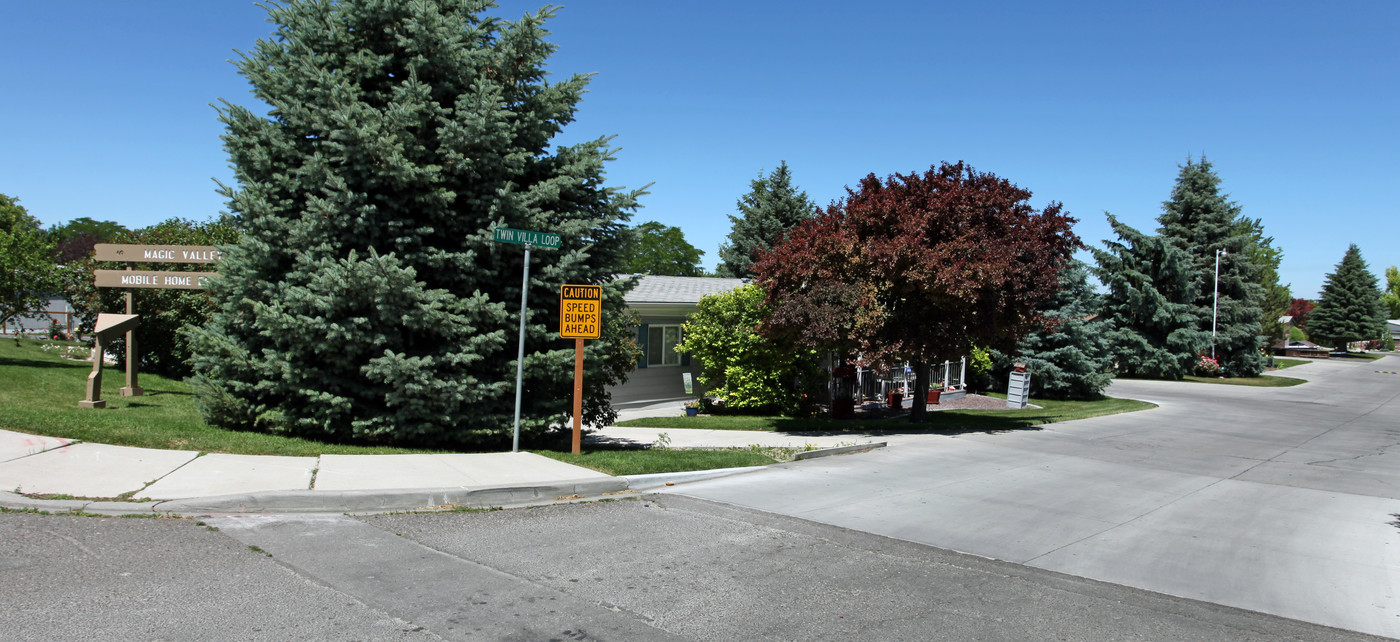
[4,1,1396,299]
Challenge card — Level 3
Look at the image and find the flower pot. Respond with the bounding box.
[927,389,942,404]
[886,392,904,408]
[685,407,699,417]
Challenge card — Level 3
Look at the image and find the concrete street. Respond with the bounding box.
[665,355,1400,638]
[3,497,1380,641]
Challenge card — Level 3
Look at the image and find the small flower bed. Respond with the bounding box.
[1194,353,1222,377]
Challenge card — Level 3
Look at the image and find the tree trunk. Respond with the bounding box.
[909,358,927,423]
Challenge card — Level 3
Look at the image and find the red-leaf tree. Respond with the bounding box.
[754,161,1080,422]
[1287,297,1315,331]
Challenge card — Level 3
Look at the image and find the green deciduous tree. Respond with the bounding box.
[675,283,821,415]
[758,162,1080,422]
[990,260,1115,399]
[187,1,642,448]
[620,221,704,276]
[1382,266,1400,320]
[0,194,56,345]
[59,218,239,377]
[46,217,130,264]
[716,161,816,279]
[1239,217,1291,346]
[1092,214,1209,379]
[1155,157,1266,377]
[1308,245,1387,351]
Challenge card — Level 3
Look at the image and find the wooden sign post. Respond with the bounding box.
[90,244,221,402]
[78,313,140,408]
[560,284,602,455]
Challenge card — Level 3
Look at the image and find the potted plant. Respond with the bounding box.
[683,399,702,417]
[927,384,942,404]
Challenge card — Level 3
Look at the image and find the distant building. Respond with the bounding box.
[607,275,746,408]
[1,296,75,338]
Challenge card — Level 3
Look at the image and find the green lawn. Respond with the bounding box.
[1182,374,1305,387]
[1332,352,1386,361]
[1271,358,1309,370]
[0,339,433,456]
[0,339,787,473]
[615,396,1155,432]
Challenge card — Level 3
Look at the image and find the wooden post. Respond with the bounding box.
[572,337,584,455]
[79,339,107,409]
[120,266,143,396]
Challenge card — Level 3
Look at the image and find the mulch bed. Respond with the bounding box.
[846,392,1019,418]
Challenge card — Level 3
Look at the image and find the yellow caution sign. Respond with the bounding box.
[560,284,601,339]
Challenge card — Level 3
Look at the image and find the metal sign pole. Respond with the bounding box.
[511,243,531,453]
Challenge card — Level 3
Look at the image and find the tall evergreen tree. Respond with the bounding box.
[187,1,642,447]
[990,260,1114,399]
[1156,157,1266,376]
[1092,214,1209,379]
[716,161,816,279]
[1308,245,1387,351]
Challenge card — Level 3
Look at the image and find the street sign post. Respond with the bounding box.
[493,227,559,453]
[560,284,602,454]
[492,227,561,250]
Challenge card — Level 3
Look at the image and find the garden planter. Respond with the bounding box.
[886,391,904,408]
[685,407,699,417]
[927,389,942,404]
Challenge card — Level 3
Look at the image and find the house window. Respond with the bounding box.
[647,325,682,367]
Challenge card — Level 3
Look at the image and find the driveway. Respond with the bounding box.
[665,355,1400,638]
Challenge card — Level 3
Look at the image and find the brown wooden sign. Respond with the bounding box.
[94,269,216,290]
[94,244,223,264]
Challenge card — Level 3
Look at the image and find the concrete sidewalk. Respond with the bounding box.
[0,401,885,515]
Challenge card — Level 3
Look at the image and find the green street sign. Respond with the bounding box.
[493,227,561,250]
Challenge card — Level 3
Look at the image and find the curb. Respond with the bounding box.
[1,479,629,517]
[794,441,887,460]
[624,465,768,490]
[153,478,629,515]
[0,442,892,516]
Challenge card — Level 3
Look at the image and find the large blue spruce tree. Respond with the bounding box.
[990,260,1114,399]
[188,1,642,447]
[1092,214,1210,379]
[1156,157,1267,376]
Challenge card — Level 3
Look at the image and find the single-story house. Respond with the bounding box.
[1389,320,1400,345]
[606,274,746,408]
[1273,339,1330,358]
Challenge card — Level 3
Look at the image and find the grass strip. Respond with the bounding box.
[615,396,1155,432]
[1182,374,1305,387]
[533,447,779,476]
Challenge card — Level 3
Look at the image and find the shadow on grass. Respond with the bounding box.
[770,415,1050,436]
[143,389,193,397]
[0,355,91,369]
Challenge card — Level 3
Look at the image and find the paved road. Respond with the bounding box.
[5,497,1377,640]
[665,355,1400,638]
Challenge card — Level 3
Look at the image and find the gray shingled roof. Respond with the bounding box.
[622,275,747,304]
